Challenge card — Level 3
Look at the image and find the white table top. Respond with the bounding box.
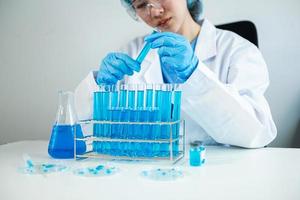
[0,140,299,200]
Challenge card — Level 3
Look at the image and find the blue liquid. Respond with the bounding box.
[129,109,139,139]
[128,90,135,108]
[139,109,148,139]
[120,108,130,139]
[93,91,110,153]
[159,90,172,156]
[136,31,156,64]
[146,89,153,107]
[136,90,144,140]
[148,108,159,139]
[110,108,120,138]
[190,148,201,166]
[110,91,118,139]
[48,124,86,159]
[92,87,181,158]
[119,89,127,107]
[136,42,152,64]
[172,91,181,154]
[127,90,136,140]
[173,91,182,122]
[160,90,172,138]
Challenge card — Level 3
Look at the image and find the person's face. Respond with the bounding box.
[132,0,190,33]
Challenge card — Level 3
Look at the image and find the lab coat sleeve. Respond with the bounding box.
[74,71,99,120]
[181,44,277,148]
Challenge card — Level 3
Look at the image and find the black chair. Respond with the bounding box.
[216,20,259,48]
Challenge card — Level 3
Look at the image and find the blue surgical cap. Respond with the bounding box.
[120,0,204,21]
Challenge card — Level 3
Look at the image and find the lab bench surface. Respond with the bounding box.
[0,140,299,200]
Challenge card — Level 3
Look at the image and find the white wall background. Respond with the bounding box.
[0,0,299,147]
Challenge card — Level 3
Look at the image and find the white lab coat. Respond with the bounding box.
[75,19,277,148]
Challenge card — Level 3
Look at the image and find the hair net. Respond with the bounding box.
[120,0,204,21]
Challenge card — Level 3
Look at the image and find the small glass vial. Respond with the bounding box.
[189,141,206,167]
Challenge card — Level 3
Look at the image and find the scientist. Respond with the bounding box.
[75,0,277,148]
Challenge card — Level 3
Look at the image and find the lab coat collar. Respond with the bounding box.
[143,18,217,83]
[195,18,217,62]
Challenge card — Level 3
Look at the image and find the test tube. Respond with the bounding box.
[136,42,152,64]
[152,84,162,157]
[171,84,182,155]
[110,85,119,139]
[93,85,110,154]
[136,31,156,64]
[143,84,154,157]
[119,84,129,139]
[128,84,138,156]
[119,85,129,156]
[136,84,146,157]
[136,84,145,139]
[128,84,138,139]
[160,84,173,157]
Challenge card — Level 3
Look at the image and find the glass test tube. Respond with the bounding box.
[171,84,181,156]
[160,84,173,156]
[127,84,137,156]
[144,84,154,157]
[93,85,107,154]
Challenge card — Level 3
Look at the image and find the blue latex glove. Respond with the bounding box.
[96,53,140,84]
[145,32,199,83]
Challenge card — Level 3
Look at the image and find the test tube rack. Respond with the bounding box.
[74,84,185,164]
[74,119,185,164]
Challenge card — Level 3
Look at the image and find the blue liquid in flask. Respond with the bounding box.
[48,91,86,159]
[48,124,86,159]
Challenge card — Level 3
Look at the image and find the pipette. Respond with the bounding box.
[136,31,157,64]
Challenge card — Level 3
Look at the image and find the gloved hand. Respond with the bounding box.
[145,32,198,83]
[96,53,140,84]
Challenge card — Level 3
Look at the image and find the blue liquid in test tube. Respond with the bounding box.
[136,31,156,64]
[152,85,162,157]
[144,85,154,157]
[110,89,119,155]
[127,86,136,156]
[145,86,154,139]
[135,87,145,156]
[159,85,172,157]
[93,91,101,153]
[118,87,129,156]
[172,87,182,155]
[118,86,128,138]
[93,88,110,154]
[136,88,145,139]
[127,88,136,140]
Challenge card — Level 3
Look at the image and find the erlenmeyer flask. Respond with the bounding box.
[48,91,86,158]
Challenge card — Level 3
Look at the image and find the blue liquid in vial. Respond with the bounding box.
[48,124,86,159]
[190,148,201,166]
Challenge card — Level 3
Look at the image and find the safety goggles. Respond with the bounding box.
[131,0,167,19]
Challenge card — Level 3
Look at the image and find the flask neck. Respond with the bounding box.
[55,91,77,125]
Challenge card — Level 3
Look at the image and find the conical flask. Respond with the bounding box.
[48,91,86,158]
